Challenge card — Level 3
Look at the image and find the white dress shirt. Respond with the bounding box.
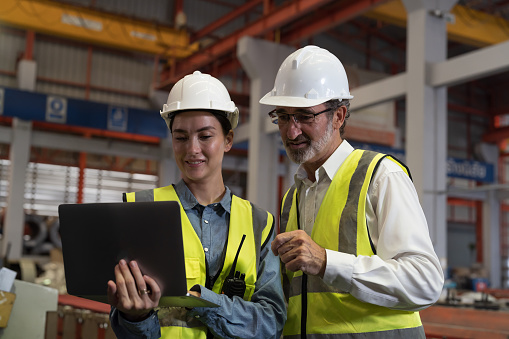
[294,140,444,312]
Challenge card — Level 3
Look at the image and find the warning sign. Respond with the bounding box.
[108,106,128,132]
[46,96,67,123]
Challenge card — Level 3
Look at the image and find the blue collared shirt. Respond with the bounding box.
[110,180,286,338]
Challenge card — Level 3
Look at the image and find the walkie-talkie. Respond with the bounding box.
[221,234,247,299]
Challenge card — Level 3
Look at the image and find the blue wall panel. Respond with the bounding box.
[1,87,167,138]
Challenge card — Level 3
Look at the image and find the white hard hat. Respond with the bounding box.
[161,71,239,129]
[259,45,353,108]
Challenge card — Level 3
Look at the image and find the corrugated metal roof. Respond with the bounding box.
[36,40,88,83]
[91,50,152,94]
[89,90,151,109]
[0,29,25,72]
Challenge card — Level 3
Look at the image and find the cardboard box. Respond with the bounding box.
[0,291,16,328]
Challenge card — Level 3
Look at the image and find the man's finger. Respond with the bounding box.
[271,231,300,255]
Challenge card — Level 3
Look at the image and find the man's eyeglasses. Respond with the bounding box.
[268,108,332,125]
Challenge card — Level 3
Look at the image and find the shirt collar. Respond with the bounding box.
[294,140,354,185]
[174,179,232,213]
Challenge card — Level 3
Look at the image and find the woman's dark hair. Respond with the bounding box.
[324,99,350,137]
[169,110,232,136]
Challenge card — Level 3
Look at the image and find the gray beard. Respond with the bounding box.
[284,123,334,164]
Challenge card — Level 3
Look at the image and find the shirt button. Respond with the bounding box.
[204,220,209,224]
[204,247,209,252]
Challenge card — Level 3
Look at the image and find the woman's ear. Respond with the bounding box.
[224,130,234,152]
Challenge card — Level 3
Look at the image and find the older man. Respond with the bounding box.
[261,45,444,338]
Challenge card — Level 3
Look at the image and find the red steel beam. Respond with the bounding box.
[476,200,483,263]
[32,120,160,144]
[263,0,275,40]
[158,0,335,90]
[192,0,264,42]
[483,125,509,143]
[24,30,35,60]
[174,0,183,16]
[77,151,87,203]
[0,69,15,77]
[448,103,488,117]
[281,0,389,45]
[325,28,398,70]
[159,0,388,91]
[350,19,406,51]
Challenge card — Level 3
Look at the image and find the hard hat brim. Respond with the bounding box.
[259,93,353,108]
[160,107,239,130]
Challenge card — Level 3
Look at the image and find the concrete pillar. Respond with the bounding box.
[149,87,169,111]
[478,142,501,288]
[1,118,32,260]
[483,191,501,288]
[237,37,294,214]
[403,0,457,269]
[17,60,37,92]
[150,85,180,187]
[158,133,180,187]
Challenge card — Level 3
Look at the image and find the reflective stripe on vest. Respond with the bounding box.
[280,150,424,338]
[283,326,425,339]
[125,185,274,339]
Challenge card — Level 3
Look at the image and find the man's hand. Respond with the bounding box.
[271,230,327,278]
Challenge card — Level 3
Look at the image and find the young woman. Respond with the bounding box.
[107,71,286,339]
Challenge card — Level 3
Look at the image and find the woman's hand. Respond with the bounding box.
[107,259,161,322]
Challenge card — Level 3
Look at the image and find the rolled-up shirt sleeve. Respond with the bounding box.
[322,158,444,311]
[110,308,161,339]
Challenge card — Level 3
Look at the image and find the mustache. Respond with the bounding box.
[285,135,310,146]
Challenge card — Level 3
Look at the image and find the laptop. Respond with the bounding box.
[58,201,218,308]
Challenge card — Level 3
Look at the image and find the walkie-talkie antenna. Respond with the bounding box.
[228,234,246,278]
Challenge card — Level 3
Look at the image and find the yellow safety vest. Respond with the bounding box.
[125,185,274,339]
[280,150,425,338]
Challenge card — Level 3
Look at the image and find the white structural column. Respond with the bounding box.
[17,60,37,92]
[237,37,294,214]
[403,0,457,265]
[158,133,180,187]
[480,143,502,288]
[2,118,32,260]
[484,192,501,287]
